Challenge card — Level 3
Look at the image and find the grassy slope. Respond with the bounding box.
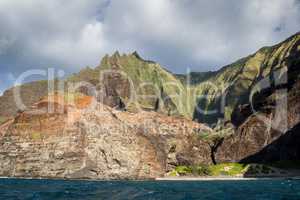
[169,162,294,177]
[190,33,300,124]
[175,71,218,85]
[69,51,191,118]
[1,33,299,123]
[169,163,248,177]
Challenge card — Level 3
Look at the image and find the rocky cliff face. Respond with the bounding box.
[215,33,300,163]
[0,94,212,180]
[0,52,191,121]
[191,32,300,125]
[215,80,300,163]
[68,51,191,118]
[0,81,51,117]
[0,32,300,179]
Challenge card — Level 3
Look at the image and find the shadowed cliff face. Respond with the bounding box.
[1,33,300,126]
[0,94,212,180]
[193,32,300,126]
[0,51,193,120]
[68,51,191,118]
[215,36,300,163]
[240,122,300,163]
[0,32,299,175]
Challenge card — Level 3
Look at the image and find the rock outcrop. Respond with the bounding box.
[0,81,51,117]
[68,51,191,118]
[215,33,300,163]
[0,32,300,179]
[193,32,300,125]
[0,52,191,120]
[0,94,212,180]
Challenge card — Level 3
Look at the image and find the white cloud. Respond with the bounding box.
[0,0,109,71]
[0,0,299,75]
[37,22,109,67]
[101,0,300,71]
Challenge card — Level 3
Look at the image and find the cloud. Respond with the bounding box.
[0,0,110,73]
[0,0,299,78]
[102,0,300,71]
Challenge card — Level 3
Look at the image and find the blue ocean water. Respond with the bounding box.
[0,179,299,200]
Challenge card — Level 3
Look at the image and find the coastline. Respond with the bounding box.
[1,176,300,182]
[156,176,300,181]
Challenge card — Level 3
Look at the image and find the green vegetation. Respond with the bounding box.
[68,36,299,125]
[174,166,193,175]
[63,92,86,104]
[0,116,8,125]
[170,165,213,176]
[170,163,249,177]
[96,51,192,118]
[209,163,248,176]
[1,34,299,124]
[168,163,288,177]
[175,71,217,85]
[197,120,234,141]
[197,130,211,140]
[31,132,42,140]
[67,66,100,83]
[189,34,300,125]
[246,164,275,175]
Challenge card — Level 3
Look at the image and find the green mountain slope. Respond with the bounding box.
[175,71,218,85]
[1,32,299,127]
[68,51,191,117]
[191,32,300,125]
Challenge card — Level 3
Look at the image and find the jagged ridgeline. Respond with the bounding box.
[67,51,191,118]
[0,33,300,126]
[191,32,300,125]
[0,52,191,119]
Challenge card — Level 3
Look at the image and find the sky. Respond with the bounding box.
[0,0,300,94]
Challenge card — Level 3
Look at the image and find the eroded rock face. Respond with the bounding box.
[0,95,212,180]
[216,58,300,163]
[0,81,50,117]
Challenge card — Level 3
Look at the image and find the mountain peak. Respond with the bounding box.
[112,51,121,58]
[131,51,142,59]
[97,51,156,69]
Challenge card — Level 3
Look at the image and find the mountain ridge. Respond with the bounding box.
[0,32,300,179]
[1,32,300,125]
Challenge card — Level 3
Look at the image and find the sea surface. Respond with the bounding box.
[0,178,300,200]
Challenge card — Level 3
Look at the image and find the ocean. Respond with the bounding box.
[0,179,299,199]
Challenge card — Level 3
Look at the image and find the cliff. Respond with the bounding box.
[0,32,300,179]
[192,32,300,125]
[216,48,300,163]
[0,94,212,179]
